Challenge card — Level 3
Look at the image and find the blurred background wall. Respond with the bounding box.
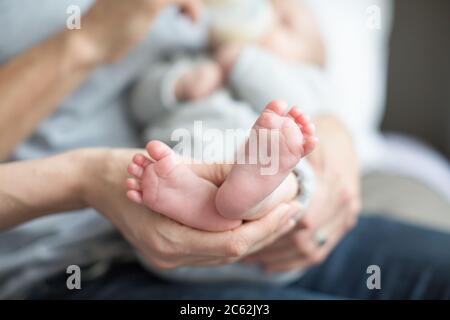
[362,0,450,231]
[382,0,450,159]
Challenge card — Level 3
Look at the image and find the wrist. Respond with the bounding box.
[70,148,110,207]
[76,148,138,213]
[66,149,107,207]
[0,150,97,229]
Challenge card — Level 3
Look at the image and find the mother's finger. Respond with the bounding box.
[243,202,303,255]
[178,202,299,259]
[265,257,309,273]
[244,229,317,268]
[267,208,348,272]
[244,232,293,261]
[246,243,300,265]
[264,206,351,272]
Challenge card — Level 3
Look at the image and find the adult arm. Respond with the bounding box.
[0,29,93,160]
[0,151,87,229]
[0,0,201,161]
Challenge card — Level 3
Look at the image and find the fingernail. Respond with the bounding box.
[287,218,297,228]
[287,210,300,225]
[291,211,304,224]
[288,203,304,222]
[291,210,305,222]
[282,215,299,233]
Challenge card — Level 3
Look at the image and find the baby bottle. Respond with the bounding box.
[204,0,274,43]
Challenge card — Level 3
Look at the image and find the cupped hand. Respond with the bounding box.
[244,115,361,272]
[81,149,301,269]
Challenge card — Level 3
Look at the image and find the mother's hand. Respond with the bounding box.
[81,149,300,269]
[244,116,361,271]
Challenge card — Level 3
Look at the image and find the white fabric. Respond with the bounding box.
[306,0,394,170]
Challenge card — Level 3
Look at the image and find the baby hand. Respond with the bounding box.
[175,61,224,102]
[213,42,245,79]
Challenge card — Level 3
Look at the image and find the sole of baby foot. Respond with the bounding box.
[215,100,316,220]
[127,140,242,232]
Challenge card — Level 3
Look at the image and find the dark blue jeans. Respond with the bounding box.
[31,216,450,299]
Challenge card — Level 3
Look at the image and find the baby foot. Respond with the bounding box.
[215,100,317,219]
[126,141,241,232]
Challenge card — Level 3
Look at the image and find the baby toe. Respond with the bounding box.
[146,140,173,162]
[126,190,143,204]
[133,154,153,168]
[288,106,303,120]
[126,178,142,191]
[128,163,144,179]
[303,135,318,155]
[264,100,288,115]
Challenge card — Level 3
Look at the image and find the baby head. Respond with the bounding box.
[204,0,274,44]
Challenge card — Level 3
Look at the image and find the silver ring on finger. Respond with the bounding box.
[313,229,328,247]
